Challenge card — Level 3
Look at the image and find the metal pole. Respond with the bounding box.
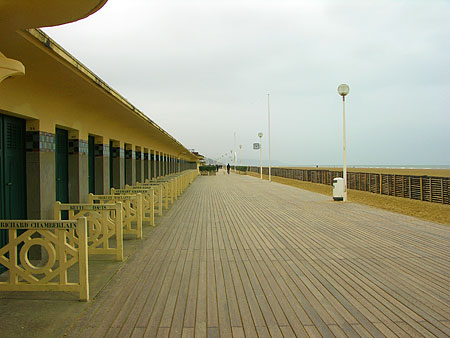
[259,136,262,180]
[268,93,271,182]
[239,145,242,165]
[234,132,236,170]
[343,96,347,202]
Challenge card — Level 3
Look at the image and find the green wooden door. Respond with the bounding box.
[0,114,26,272]
[3,116,26,219]
[0,116,3,219]
[88,136,95,194]
[0,116,5,259]
[55,128,68,204]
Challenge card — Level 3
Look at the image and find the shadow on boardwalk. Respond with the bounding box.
[5,173,450,337]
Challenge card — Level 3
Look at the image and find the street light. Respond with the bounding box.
[239,145,242,165]
[337,83,350,202]
[233,132,237,169]
[267,93,272,183]
[258,132,263,179]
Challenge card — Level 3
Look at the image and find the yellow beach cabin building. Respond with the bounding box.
[0,0,199,272]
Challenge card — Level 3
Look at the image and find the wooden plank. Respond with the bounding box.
[218,249,242,328]
[212,247,232,337]
[168,249,194,338]
[182,249,200,329]
[180,328,194,338]
[231,326,245,338]
[63,173,450,337]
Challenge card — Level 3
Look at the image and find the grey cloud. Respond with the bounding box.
[44,0,450,166]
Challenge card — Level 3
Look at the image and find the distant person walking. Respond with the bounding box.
[227,163,230,174]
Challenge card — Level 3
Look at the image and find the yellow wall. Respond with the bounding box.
[0,29,198,162]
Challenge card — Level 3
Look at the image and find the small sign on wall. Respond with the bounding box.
[253,143,260,150]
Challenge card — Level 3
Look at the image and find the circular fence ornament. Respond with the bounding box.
[20,238,56,276]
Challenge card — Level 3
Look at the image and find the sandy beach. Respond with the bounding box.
[246,170,450,226]
[284,167,450,177]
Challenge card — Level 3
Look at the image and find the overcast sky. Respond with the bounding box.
[44,0,450,166]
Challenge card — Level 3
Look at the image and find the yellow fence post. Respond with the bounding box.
[77,217,89,301]
[116,202,124,261]
[137,193,143,238]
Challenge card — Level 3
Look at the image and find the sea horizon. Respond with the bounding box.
[284,164,450,170]
[234,161,450,169]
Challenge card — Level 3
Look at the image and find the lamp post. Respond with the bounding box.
[258,132,263,179]
[267,93,271,182]
[239,145,242,165]
[337,84,350,202]
[233,132,237,169]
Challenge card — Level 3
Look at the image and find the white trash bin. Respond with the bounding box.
[333,178,344,201]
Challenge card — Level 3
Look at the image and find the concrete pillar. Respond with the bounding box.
[151,150,155,179]
[164,154,168,176]
[94,137,109,194]
[139,147,145,183]
[158,152,161,178]
[164,153,167,176]
[135,146,142,183]
[153,152,157,178]
[68,131,88,203]
[111,140,124,189]
[144,148,149,182]
[25,124,56,219]
[125,143,136,186]
[168,155,171,175]
[153,151,159,178]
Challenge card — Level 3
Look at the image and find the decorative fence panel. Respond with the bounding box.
[119,187,155,226]
[137,183,164,216]
[154,179,175,204]
[248,167,449,204]
[89,194,143,239]
[54,202,123,261]
[146,179,170,210]
[0,219,89,301]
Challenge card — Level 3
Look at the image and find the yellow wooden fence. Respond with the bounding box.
[0,169,198,301]
[89,194,143,239]
[0,219,89,301]
[54,202,123,261]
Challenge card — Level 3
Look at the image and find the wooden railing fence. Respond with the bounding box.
[0,169,199,300]
[248,167,449,204]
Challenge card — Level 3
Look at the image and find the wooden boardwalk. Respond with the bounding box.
[67,173,450,338]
